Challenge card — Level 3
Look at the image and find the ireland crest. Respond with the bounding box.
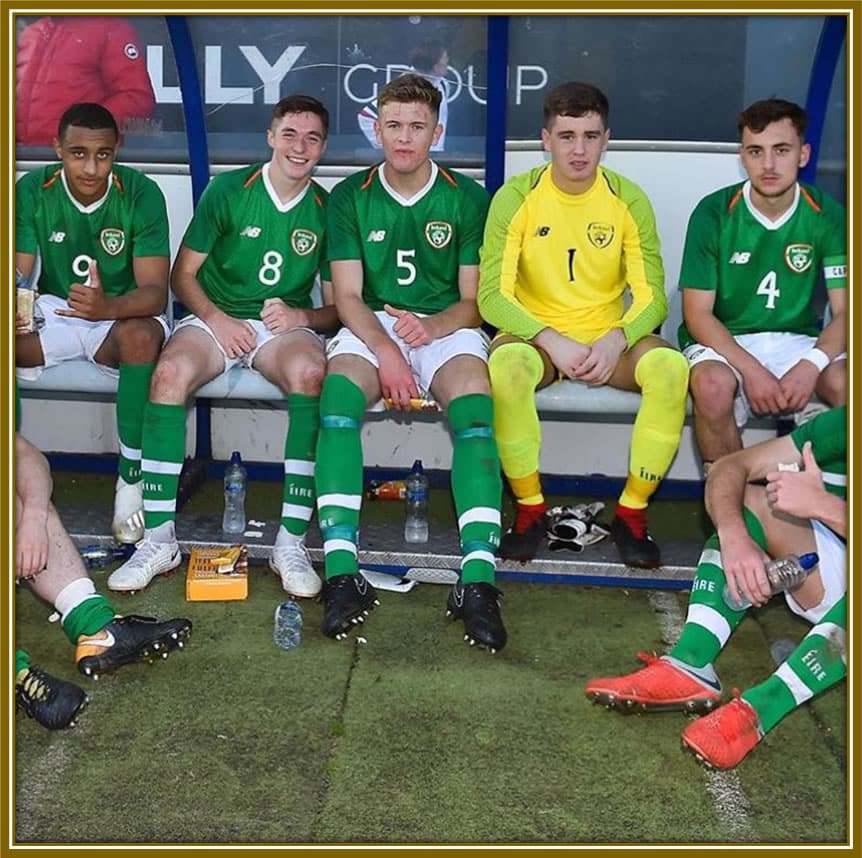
[425,221,452,249]
[785,243,813,273]
[587,222,614,248]
[100,228,125,256]
[291,229,318,256]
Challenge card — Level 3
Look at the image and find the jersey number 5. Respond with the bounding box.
[397,249,417,286]
[756,270,780,310]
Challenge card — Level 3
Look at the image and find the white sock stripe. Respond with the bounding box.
[686,603,732,647]
[317,493,362,511]
[810,621,847,664]
[457,507,502,530]
[55,577,97,619]
[284,459,315,477]
[775,662,814,705]
[143,499,177,512]
[460,550,496,568]
[323,538,357,557]
[282,502,314,521]
[142,458,183,476]
[118,441,141,461]
[699,548,722,569]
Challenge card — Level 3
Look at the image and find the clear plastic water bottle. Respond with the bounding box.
[723,552,819,611]
[222,451,247,534]
[274,600,303,650]
[79,544,134,570]
[404,459,429,543]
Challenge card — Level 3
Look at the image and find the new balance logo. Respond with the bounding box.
[240,226,262,238]
[48,231,66,243]
[367,230,386,242]
[728,251,751,264]
[535,226,551,237]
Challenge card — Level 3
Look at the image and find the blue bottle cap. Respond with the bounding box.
[798,552,819,570]
[411,459,423,473]
[230,451,242,465]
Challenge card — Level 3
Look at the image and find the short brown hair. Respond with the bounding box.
[272,94,329,139]
[378,73,442,120]
[543,82,609,130]
[737,98,807,140]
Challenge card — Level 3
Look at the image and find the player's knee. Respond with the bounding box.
[113,318,163,361]
[149,353,194,401]
[488,343,541,402]
[320,373,367,426]
[636,347,689,400]
[279,354,326,396]
[689,362,736,416]
[817,361,846,406]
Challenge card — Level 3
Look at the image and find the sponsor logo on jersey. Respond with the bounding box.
[100,228,125,256]
[425,221,452,249]
[586,222,614,248]
[124,43,140,60]
[291,228,318,256]
[728,251,751,264]
[48,231,66,243]
[785,243,813,273]
[240,225,262,238]
[367,230,386,242]
[535,225,551,237]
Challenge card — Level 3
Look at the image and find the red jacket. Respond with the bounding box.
[16,16,156,145]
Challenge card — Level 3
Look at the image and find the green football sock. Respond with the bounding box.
[743,594,846,734]
[448,394,502,585]
[141,402,187,531]
[670,508,767,669]
[62,595,117,644]
[281,394,320,537]
[316,375,366,580]
[116,362,155,483]
[15,650,30,675]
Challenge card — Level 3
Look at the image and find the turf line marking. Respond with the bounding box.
[648,590,758,841]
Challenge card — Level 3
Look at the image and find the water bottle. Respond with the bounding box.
[404,459,429,543]
[16,268,37,333]
[274,600,303,650]
[222,451,247,534]
[79,544,135,570]
[723,552,819,611]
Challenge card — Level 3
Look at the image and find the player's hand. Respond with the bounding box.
[16,512,48,579]
[720,532,774,608]
[538,329,591,379]
[574,329,626,385]
[54,262,112,321]
[384,304,433,348]
[209,313,257,358]
[740,363,788,416]
[765,441,825,519]
[376,341,419,409]
[260,298,305,335]
[778,360,820,414]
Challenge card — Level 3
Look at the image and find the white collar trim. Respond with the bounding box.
[742,180,800,230]
[378,161,438,206]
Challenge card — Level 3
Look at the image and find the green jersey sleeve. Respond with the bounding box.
[15,172,40,256]
[457,180,490,266]
[790,405,846,500]
[679,193,722,290]
[182,175,230,255]
[327,177,363,262]
[130,176,170,258]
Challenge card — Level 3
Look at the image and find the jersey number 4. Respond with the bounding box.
[756,270,780,310]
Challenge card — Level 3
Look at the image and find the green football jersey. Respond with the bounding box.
[327,162,489,314]
[182,164,330,319]
[678,181,846,349]
[15,163,169,299]
[790,405,846,501]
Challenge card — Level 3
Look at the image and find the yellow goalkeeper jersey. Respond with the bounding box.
[478,164,666,346]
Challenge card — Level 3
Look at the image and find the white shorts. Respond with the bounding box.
[16,293,170,381]
[784,520,846,624]
[683,332,846,427]
[325,310,489,395]
[173,314,323,373]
